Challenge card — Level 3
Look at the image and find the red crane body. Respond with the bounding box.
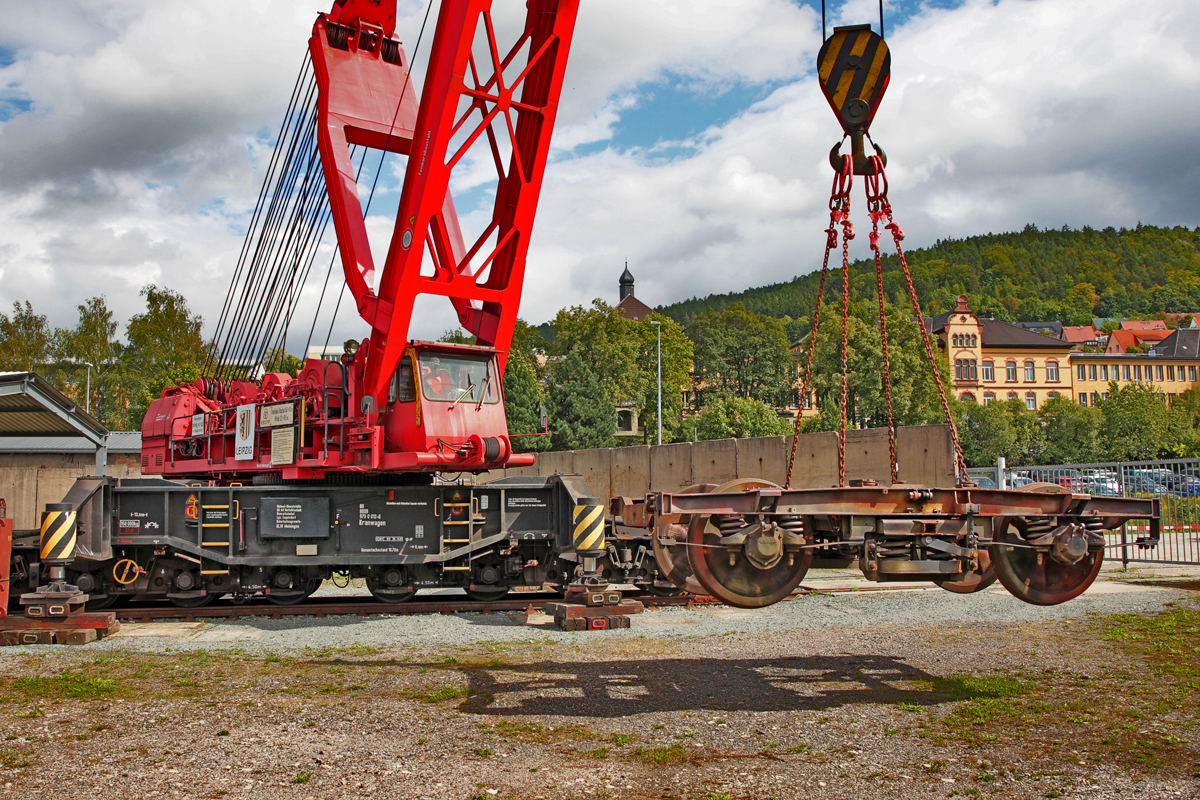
[140,0,579,481]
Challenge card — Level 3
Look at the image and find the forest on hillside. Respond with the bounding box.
[653,224,1200,341]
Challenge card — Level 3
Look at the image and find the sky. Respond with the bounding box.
[0,0,1198,352]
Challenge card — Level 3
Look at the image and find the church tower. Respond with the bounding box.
[619,262,635,301]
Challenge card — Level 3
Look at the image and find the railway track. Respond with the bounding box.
[108,582,933,623]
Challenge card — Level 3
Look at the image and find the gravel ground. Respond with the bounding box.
[1,569,1197,800]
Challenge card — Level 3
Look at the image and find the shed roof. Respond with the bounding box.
[0,432,141,453]
[0,372,108,442]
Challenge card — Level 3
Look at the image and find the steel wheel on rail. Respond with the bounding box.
[366,577,417,604]
[169,593,219,608]
[685,478,813,609]
[465,586,510,602]
[989,515,1104,606]
[933,549,997,594]
[265,577,322,606]
[651,482,715,597]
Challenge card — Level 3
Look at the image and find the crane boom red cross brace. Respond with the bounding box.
[139,0,579,481]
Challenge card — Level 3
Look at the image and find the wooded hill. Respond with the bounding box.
[653,224,1200,339]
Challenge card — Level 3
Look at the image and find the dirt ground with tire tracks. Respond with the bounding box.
[1,573,1198,800]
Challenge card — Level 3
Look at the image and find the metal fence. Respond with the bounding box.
[968,457,1200,567]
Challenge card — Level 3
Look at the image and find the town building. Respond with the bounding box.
[613,264,653,435]
[1072,329,1200,407]
[1105,328,1172,354]
[930,296,1073,409]
[1062,325,1102,349]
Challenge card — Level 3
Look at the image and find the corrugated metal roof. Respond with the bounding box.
[0,432,141,453]
[0,373,108,440]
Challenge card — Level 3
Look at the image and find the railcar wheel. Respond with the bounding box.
[651,483,714,596]
[686,478,813,609]
[465,586,509,602]
[85,593,130,610]
[169,593,218,608]
[933,550,997,594]
[266,577,322,606]
[989,517,1104,606]
[365,577,416,604]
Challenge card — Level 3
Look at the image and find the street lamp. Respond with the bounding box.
[649,320,662,446]
[83,362,94,414]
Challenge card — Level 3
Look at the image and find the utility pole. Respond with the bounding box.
[650,320,662,446]
[84,362,94,414]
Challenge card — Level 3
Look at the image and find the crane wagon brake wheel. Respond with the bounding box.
[686,478,813,609]
[650,483,717,597]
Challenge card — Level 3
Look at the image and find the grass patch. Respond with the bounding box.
[630,744,689,767]
[12,674,117,699]
[477,720,598,743]
[291,772,313,784]
[422,685,471,703]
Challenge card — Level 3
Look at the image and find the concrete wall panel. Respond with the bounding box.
[649,442,693,492]
[736,436,788,486]
[573,449,613,507]
[692,438,739,486]
[0,468,40,529]
[611,446,650,500]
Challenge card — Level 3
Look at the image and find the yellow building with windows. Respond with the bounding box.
[1071,329,1200,407]
[930,296,1074,409]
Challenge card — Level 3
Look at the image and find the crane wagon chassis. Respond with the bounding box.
[8,478,1159,612]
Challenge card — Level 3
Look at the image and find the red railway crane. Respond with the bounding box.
[140,0,578,482]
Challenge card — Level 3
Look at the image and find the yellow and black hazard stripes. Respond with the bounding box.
[39,503,77,564]
[572,500,605,555]
[817,24,890,133]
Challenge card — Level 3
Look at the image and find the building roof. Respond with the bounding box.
[0,372,108,442]
[0,432,142,454]
[1149,329,1200,359]
[1016,321,1064,337]
[1062,325,1099,344]
[927,313,1069,349]
[1121,319,1167,331]
[615,294,654,322]
[1105,328,1173,353]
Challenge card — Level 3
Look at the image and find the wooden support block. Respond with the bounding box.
[54,629,97,645]
[545,600,643,619]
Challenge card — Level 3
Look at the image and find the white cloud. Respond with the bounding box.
[0,0,1196,353]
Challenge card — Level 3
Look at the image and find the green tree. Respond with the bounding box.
[1038,395,1102,464]
[53,296,121,423]
[546,351,615,451]
[550,300,643,405]
[113,286,207,430]
[504,356,551,453]
[1098,382,1189,460]
[696,396,793,440]
[957,400,1017,467]
[0,301,51,371]
[688,304,792,406]
[264,347,305,376]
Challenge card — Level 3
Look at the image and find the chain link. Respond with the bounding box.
[837,186,854,488]
[785,158,851,488]
[868,155,972,483]
[866,167,898,484]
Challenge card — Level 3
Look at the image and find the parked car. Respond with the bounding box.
[1083,473,1122,496]
[1123,476,1168,496]
[972,475,997,489]
[1167,476,1200,497]
[1023,468,1085,491]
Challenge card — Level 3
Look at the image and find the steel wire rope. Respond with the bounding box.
[320,0,437,356]
[206,57,313,375]
[214,74,322,379]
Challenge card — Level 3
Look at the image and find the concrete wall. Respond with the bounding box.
[483,425,956,512]
[0,452,141,530]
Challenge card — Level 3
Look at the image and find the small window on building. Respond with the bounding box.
[1088,364,1097,381]
[1025,392,1036,410]
[804,393,813,410]
[960,392,976,403]
[1077,364,1086,381]
[1191,366,1197,382]
[617,410,634,431]
[1008,391,1018,401]
[1024,361,1035,381]
[970,360,978,380]
[1123,364,1131,381]
[1168,365,1176,381]
[1100,364,1109,381]
[1157,365,1165,382]
[972,335,977,347]
[1047,391,1058,400]
[1078,392,1088,405]
[983,392,995,405]
[1092,392,1100,405]
[955,360,963,380]
[1006,361,1017,381]
[1135,364,1143,381]
[1047,361,1059,382]
[1101,392,1109,400]
[1169,392,1177,403]
[982,361,994,381]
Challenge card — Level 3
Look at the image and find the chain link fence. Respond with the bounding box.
[968,458,1198,566]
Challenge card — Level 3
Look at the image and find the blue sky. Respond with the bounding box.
[0,0,1197,351]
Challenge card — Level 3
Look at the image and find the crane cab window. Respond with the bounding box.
[418,353,499,404]
[388,359,417,404]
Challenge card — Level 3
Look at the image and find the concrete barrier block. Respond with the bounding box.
[571,448,612,508]
[611,446,651,500]
[537,450,575,476]
[736,436,788,486]
[789,430,840,489]
[896,424,955,486]
[692,438,738,486]
[649,442,693,492]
